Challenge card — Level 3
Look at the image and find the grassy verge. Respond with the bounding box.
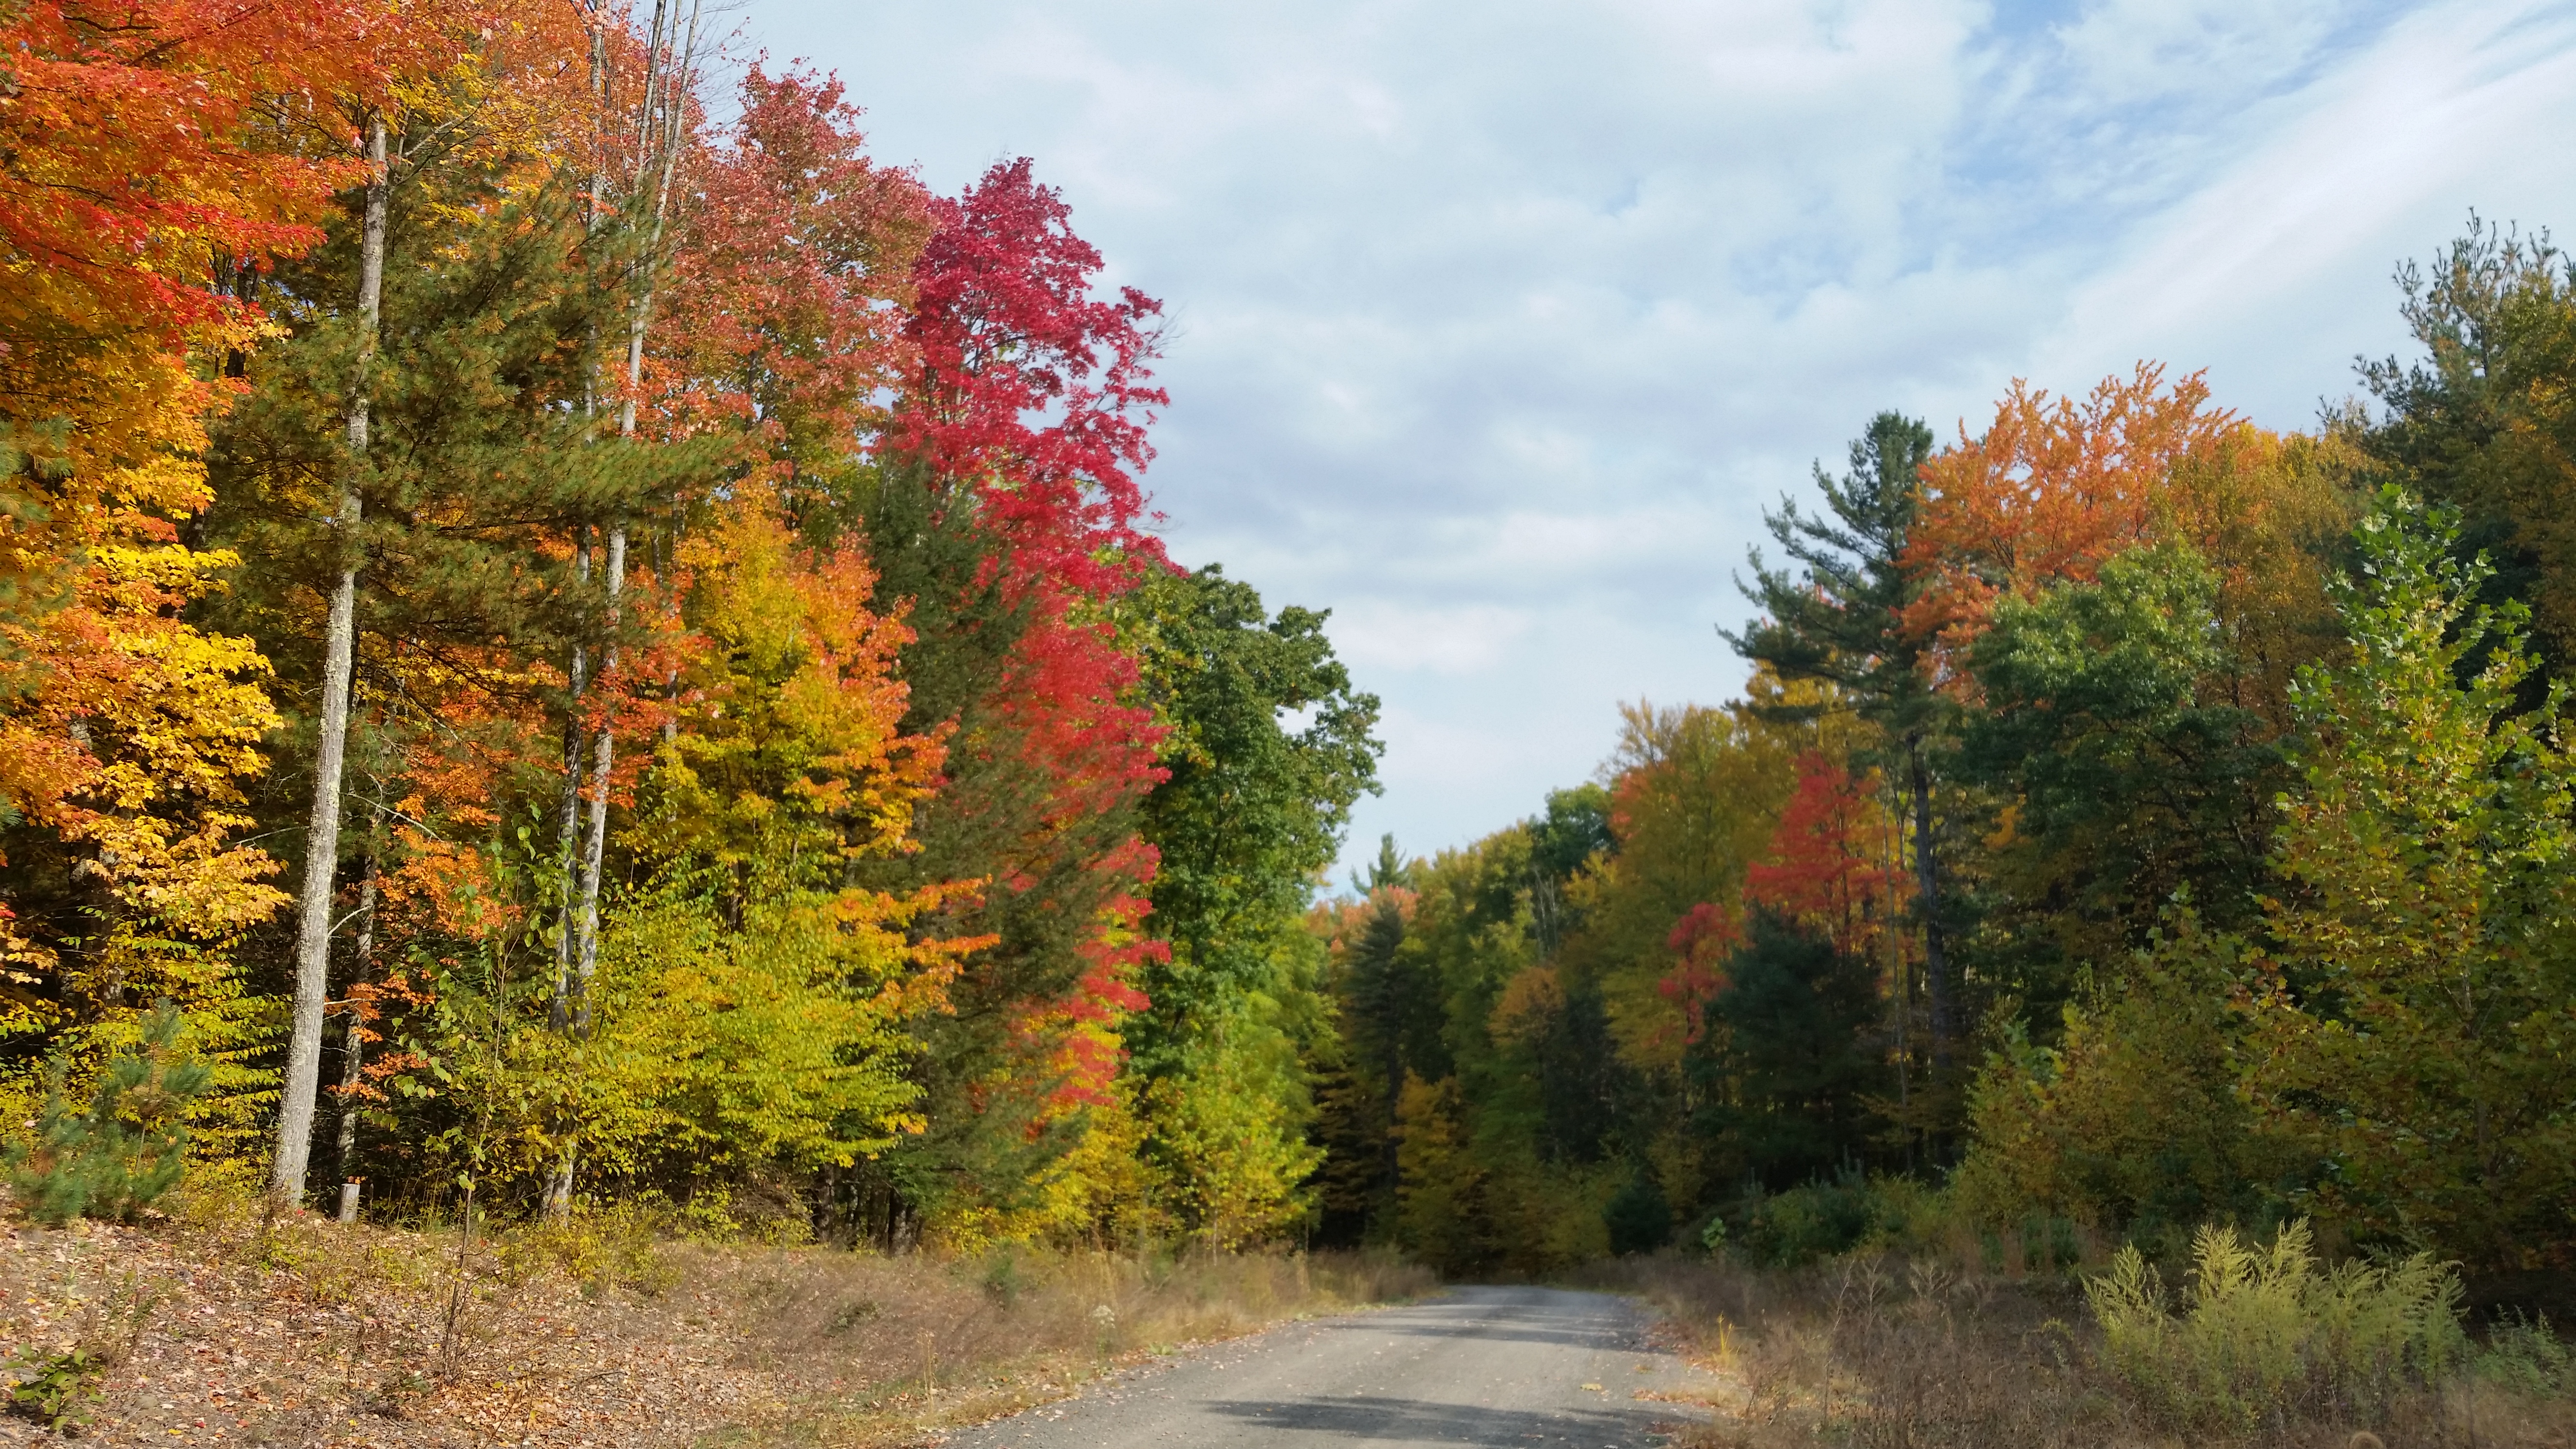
[0,1186,1431,1446]
[1590,1246,2576,1449]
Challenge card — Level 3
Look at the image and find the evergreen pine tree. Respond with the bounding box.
[7,1003,211,1224]
[1731,413,1959,1070]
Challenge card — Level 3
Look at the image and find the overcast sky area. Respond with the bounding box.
[737,0,2576,877]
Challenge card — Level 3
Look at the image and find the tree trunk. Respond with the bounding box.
[543,1144,578,1221]
[336,848,377,1224]
[550,531,590,1031]
[570,525,623,1033]
[273,111,387,1210]
[540,1,603,1205]
[540,0,697,1212]
[564,0,680,1019]
[1906,738,1953,1073]
[550,533,616,1221]
[563,0,685,1014]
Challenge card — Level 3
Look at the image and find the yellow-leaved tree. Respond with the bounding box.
[2250,491,2576,1267]
[0,0,388,1139]
[548,500,989,1215]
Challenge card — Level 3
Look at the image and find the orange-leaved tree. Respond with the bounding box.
[546,496,989,1193]
[0,0,394,1071]
[656,63,934,510]
[1902,364,2244,662]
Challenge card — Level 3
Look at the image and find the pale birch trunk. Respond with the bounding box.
[547,0,700,1217]
[335,847,378,1224]
[549,532,590,1032]
[273,112,388,1208]
[570,527,623,1033]
[543,11,615,1225]
[547,528,618,1218]
[564,0,697,1017]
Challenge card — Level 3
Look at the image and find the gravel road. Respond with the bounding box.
[946,1285,1718,1449]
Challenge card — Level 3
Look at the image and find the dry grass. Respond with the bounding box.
[0,1185,1431,1447]
[707,1240,1432,1446]
[1588,1252,2576,1449]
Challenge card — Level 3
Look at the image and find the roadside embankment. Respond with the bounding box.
[0,1191,1430,1446]
[1588,1248,2576,1449]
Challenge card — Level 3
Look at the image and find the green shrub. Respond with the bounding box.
[1603,1172,1672,1256]
[1739,1175,1876,1267]
[1706,1174,1964,1268]
[1854,1173,1953,1251]
[6,1003,211,1225]
[504,1201,680,1297]
[1695,1213,1727,1253]
[981,1248,1025,1305]
[2084,1220,2465,1431]
[2018,1212,2083,1273]
[2475,1310,2575,1398]
[5,1346,102,1431]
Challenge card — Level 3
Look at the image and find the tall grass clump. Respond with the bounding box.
[2085,1219,2465,1432]
[2477,1310,2576,1400]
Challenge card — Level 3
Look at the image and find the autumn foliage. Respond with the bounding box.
[1745,750,1902,957]
[1313,225,2576,1291]
[16,0,2568,1316]
[1902,365,2245,651]
[0,0,1379,1252]
[0,0,403,1025]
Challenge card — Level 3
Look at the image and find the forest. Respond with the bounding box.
[6,0,2576,1313]
[0,0,1379,1252]
[1312,243,2576,1287]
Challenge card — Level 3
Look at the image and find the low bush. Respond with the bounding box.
[4,1346,102,1432]
[2085,1220,2466,1433]
[1721,1173,2111,1277]
[1732,1172,1967,1268]
[2479,1310,2576,1398]
[1738,1179,1876,1266]
[1605,1171,1674,1255]
[5,1003,210,1225]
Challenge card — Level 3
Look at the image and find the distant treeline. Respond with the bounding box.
[1310,221,2576,1276]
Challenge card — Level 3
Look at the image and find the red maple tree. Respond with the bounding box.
[658,63,935,487]
[1660,900,1739,1046]
[1745,750,1902,958]
[891,158,1177,1115]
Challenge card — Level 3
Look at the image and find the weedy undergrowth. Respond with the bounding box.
[5,1346,102,1432]
[2478,1309,2576,1399]
[2084,1219,2465,1433]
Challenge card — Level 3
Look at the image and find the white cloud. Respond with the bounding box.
[738,0,2576,875]
[1328,602,1536,678]
[2034,0,2576,424]
[2047,0,2348,107]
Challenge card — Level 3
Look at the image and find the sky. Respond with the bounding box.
[735,0,2576,876]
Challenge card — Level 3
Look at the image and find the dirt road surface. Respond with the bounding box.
[946,1285,1717,1449]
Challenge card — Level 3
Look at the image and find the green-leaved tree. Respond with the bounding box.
[2251,490,2576,1265]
